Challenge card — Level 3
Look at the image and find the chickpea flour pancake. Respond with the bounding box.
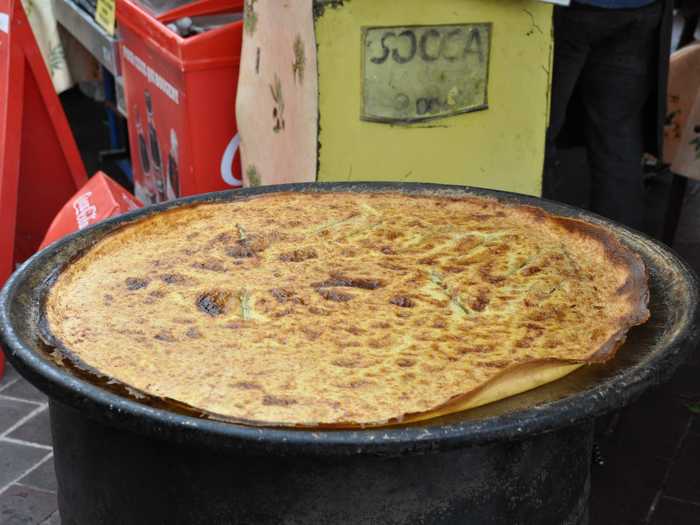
[43,191,649,428]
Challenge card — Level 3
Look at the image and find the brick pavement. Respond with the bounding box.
[0,364,58,524]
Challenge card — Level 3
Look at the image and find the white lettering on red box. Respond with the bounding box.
[73,191,97,229]
[122,46,180,104]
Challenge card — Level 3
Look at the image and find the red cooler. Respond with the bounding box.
[117,0,244,205]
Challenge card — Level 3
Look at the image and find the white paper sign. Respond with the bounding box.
[0,13,9,34]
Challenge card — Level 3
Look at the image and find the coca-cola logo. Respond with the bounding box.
[73,191,97,229]
[221,133,242,187]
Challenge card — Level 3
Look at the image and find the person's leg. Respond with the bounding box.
[543,8,591,200]
[579,3,664,230]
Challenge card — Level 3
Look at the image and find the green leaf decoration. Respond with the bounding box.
[244,0,259,36]
[47,43,66,77]
[246,165,261,187]
[23,0,35,17]
[292,34,305,84]
[270,74,285,133]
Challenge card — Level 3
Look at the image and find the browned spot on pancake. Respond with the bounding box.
[397,358,415,368]
[185,327,201,339]
[469,291,490,312]
[477,360,509,369]
[522,266,542,276]
[380,245,396,255]
[458,346,491,355]
[231,381,262,390]
[154,331,176,342]
[211,232,234,244]
[272,308,294,318]
[314,274,385,290]
[197,290,231,316]
[308,306,332,316]
[192,260,226,272]
[226,321,245,330]
[345,380,374,389]
[161,273,186,284]
[332,358,361,368]
[279,248,318,262]
[103,294,113,305]
[390,295,415,308]
[301,327,321,341]
[525,322,545,334]
[262,395,297,407]
[368,339,386,349]
[270,288,304,304]
[346,326,365,336]
[125,277,149,290]
[317,289,353,302]
[515,337,536,349]
[227,244,256,259]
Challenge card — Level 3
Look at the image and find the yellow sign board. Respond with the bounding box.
[95,0,116,36]
[362,24,491,123]
[315,0,554,197]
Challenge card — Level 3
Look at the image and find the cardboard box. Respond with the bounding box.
[39,172,142,250]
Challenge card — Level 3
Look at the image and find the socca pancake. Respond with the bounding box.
[43,191,649,428]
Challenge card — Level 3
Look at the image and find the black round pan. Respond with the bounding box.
[1,182,697,525]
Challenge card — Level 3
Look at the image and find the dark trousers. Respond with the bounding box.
[543,2,663,230]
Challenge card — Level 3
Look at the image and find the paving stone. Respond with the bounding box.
[0,485,57,525]
[0,363,18,392]
[606,382,693,461]
[8,410,51,448]
[649,497,700,525]
[17,460,57,494]
[0,399,37,436]
[0,443,50,490]
[670,364,700,400]
[39,511,60,525]
[0,381,47,405]
[664,432,700,504]
[589,449,668,525]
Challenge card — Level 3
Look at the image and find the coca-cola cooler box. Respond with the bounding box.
[117,0,244,204]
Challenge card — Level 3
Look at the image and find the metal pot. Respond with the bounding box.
[1,183,698,525]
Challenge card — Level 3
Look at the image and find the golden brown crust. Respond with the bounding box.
[43,191,650,428]
[546,214,650,361]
